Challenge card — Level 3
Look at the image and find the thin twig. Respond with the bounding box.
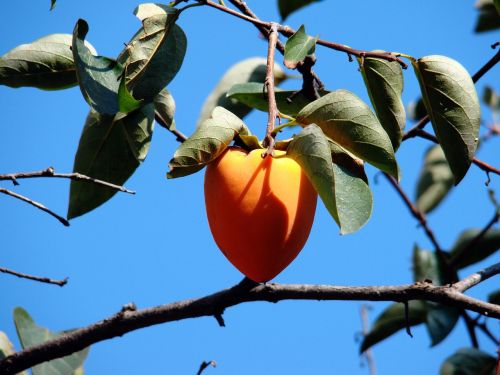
[0,265,499,375]
[0,188,69,226]
[453,262,500,292]
[360,305,377,375]
[0,267,68,287]
[476,320,499,345]
[196,360,216,375]
[0,167,135,194]
[199,0,407,67]
[449,211,500,268]
[403,48,500,140]
[154,112,188,142]
[461,311,479,348]
[262,23,279,154]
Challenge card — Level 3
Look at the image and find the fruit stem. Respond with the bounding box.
[262,23,279,157]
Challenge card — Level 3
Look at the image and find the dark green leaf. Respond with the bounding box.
[495,0,500,14]
[449,228,500,269]
[440,348,496,375]
[296,90,399,178]
[72,19,123,115]
[407,97,427,121]
[358,54,406,150]
[118,8,186,101]
[412,245,460,346]
[68,104,155,219]
[360,301,427,353]
[154,88,176,131]
[168,107,250,178]
[412,55,480,184]
[227,82,329,117]
[415,145,454,214]
[284,25,318,69]
[488,290,500,305]
[278,0,323,20]
[475,0,500,32]
[50,0,56,10]
[482,86,499,110]
[14,307,89,375]
[196,58,286,127]
[0,34,96,90]
[287,125,339,227]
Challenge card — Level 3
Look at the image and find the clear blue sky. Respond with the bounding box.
[0,1,498,374]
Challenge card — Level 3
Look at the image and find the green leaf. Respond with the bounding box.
[412,56,480,184]
[440,348,496,375]
[227,82,329,117]
[286,125,372,233]
[134,3,177,20]
[475,0,500,32]
[0,331,28,375]
[72,19,123,115]
[237,134,263,150]
[13,307,89,375]
[50,0,56,10]
[412,245,460,346]
[154,88,176,131]
[449,227,500,269]
[167,107,250,178]
[407,97,427,121]
[278,0,323,20]
[287,125,339,226]
[118,71,143,113]
[117,9,186,101]
[482,86,499,110]
[68,104,155,219]
[488,290,500,305]
[196,57,286,127]
[415,145,454,214]
[284,25,318,69]
[0,34,96,90]
[360,301,427,353]
[296,90,399,178]
[358,54,406,151]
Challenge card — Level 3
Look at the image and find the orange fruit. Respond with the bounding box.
[204,146,318,282]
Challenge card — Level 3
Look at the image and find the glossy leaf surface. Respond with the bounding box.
[68,104,155,219]
[296,90,398,178]
[412,55,480,184]
[284,25,318,69]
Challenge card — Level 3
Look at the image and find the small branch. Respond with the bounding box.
[449,211,500,268]
[476,319,499,345]
[0,267,68,287]
[262,23,279,154]
[196,360,216,375]
[199,0,406,67]
[0,167,135,194]
[382,173,443,254]
[453,262,500,292]
[360,305,377,375]
[0,188,69,226]
[461,311,479,348]
[403,301,413,338]
[403,48,500,140]
[154,112,188,143]
[1,265,499,375]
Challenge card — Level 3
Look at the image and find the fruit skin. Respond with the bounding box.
[204,147,318,282]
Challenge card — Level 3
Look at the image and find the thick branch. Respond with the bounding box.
[0,188,69,226]
[0,267,68,287]
[1,266,499,375]
[0,167,135,194]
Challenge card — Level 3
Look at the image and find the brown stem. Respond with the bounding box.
[462,311,480,348]
[0,267,68,287]
[0,167,135,194]
[0,265,499,375]
[199,0,407,67]
[196,360,216,375]
[0,188,69,226]
[262,23,279,155]
[154,111,188,142]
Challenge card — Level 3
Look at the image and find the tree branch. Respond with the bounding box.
[0,188,70,226]
[0,266,499,375]
[0,167,135,194]
[262,23,279,154]
[0,267,68,287]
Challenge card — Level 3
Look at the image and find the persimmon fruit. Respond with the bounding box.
[204,147,318,282]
